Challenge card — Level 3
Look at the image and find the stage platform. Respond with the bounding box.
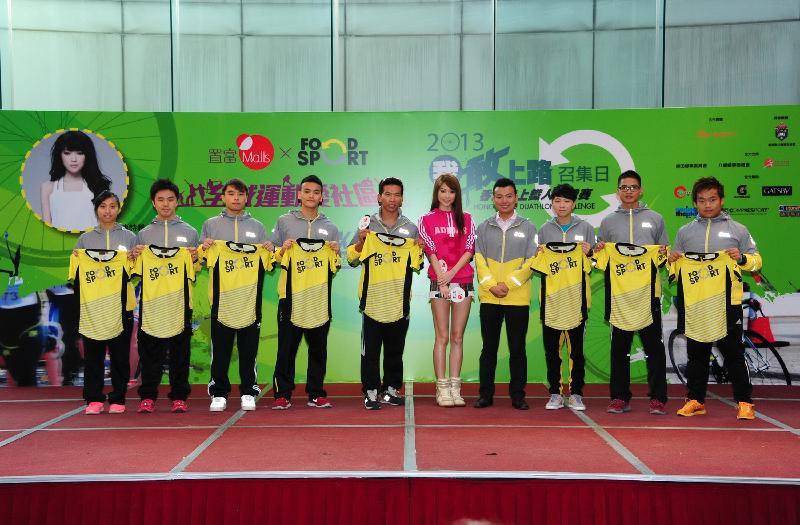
[1,382,799,524]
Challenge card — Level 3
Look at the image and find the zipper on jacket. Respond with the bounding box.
[628,209,633,244]
[164,221,168,247]
[306,214,319,238]
[560,220,572,243]
[704,218,711,252]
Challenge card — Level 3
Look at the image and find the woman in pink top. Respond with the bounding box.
[418,174,476,407]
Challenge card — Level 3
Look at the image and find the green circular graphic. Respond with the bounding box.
[0,111,170,273]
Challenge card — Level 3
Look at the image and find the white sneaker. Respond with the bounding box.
[209,396,227,412]
[545,394,564,410]
[241,395,256,411]
[568,394,586,411]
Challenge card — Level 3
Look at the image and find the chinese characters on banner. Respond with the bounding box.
[179,175,378,209]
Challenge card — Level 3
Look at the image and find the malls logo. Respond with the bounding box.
[775,123,789,141]
[762,186,792,197]
[779,205,800,217]
[237,134,274,170]
[673,185,688,198]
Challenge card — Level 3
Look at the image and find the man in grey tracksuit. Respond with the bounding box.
[536,184,596,411]
[596,170,669,415]
[270,175,341,409]
[669,176,761,419]
[200,178,270,412]
[132,179,200,413]
[347,177,419,410]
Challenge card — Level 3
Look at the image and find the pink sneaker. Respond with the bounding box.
[109,403,126,414]
[171,400,188,413]
[85,402,104,415]
[137,399,155,413]
[307,397,333,408]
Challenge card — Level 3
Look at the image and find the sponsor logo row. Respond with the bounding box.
[674,185,792,199]
[210,134,370,170]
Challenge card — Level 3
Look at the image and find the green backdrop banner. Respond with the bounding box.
[0,106,797,384]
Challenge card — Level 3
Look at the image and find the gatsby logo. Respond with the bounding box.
[237,134,274,170]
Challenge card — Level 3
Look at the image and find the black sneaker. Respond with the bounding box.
[364,389,382,410]
[511,398,530,410]
[474,397,493,408]
[380,386,404,406]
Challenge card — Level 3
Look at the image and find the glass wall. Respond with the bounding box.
[0,0,797,112]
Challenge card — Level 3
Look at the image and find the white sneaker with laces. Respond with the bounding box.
[209,396,227,412]
[568,394,586,411]
[241,395,256,411]
[545,394,564,410]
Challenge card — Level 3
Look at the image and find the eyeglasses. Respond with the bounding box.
[618,185,640,192]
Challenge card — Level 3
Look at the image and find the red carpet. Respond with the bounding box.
[0,383,798,524]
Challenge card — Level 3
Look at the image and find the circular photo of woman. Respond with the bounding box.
[20,129,128,232]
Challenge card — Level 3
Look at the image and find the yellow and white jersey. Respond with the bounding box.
[68,249,132,340]
[132,246,196,338]
[529,242,592,331]
[357,232,423,323]
[593,243,666,331]
[279,239,340,329]
[669,251,742,343]
[201,240,274,329]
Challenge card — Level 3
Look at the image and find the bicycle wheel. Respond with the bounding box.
[743,330,791,386]
[668,329,688,384]
[669,330,730,385]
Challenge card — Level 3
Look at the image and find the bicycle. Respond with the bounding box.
[668,299,791,386]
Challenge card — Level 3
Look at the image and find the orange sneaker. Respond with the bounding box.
[676,399,706,417]
[736,402,755,420]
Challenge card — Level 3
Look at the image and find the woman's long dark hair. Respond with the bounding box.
[49,131,111,198]
[430,173,465,235]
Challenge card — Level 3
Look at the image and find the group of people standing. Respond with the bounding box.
[69,168,762,421]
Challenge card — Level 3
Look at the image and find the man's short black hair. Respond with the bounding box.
[300,175,323,189]
[692,176,725,202]
[149,178,180,201]
[617,170,641,186]
[492,177,517,194]
[222,178,248,195]
[379,177,403,195]
[551,183,578,201]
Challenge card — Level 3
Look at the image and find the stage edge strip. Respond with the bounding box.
[0,471,798,486]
